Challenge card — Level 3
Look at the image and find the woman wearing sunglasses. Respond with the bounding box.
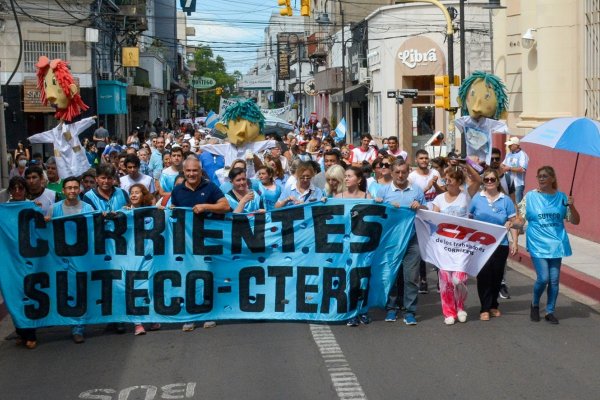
[367,155,395,198]
[275,162,324,208]
[468,169,518,321]
[515,166,580,324]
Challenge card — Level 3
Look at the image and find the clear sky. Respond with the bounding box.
[186,0,299,73]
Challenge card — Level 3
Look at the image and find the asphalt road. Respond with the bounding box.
[1,267,600,400]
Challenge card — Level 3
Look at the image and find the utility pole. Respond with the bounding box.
[459,0,465,81]
[340,2,347,141]
[398,0,460,152]
[0,86,8,188]
[298,41,303,125]
[0,58,8,188]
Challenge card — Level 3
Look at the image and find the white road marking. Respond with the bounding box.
[309,324,367,400]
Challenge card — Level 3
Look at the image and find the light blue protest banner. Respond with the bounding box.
[0,200,415,328]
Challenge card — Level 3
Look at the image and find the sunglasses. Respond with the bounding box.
[381,163,391,168]
[491,157,501,162]
[483,177,497,183]
[537,174,550,179]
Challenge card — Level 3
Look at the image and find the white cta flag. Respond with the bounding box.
[415,210,508,277]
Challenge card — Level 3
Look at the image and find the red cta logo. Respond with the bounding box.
[436,223,496,245]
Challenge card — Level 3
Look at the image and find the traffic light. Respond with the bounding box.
[215,87,223,96]
[434,75,450,109]
[300,0,310,16]
[278,0,292,16]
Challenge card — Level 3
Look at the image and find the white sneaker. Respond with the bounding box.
[457,310,468,323]
[203,321,217,328]
[182,322,195,332]
[444,316,456,325]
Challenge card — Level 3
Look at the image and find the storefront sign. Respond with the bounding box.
[398,48,437,69]
[277,33,291,81]
[23,78,79,113]
[239,75,273,91]
[396,37,445,76]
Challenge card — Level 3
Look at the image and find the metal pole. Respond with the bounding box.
[0,93,8,188]
[489,9,494,74]
[459,0,465,80]
[340,1,347,142]
[298,42,302,125]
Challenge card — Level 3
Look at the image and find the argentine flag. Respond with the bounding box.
[334,117,347,142]
[205,111,220,129]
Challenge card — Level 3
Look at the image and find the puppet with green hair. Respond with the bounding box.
[454,71,509,165]
[200,98,275,171]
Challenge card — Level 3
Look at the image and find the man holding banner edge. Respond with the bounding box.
[376,158,427,325]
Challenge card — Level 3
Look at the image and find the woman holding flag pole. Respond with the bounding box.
[432,167,481,324]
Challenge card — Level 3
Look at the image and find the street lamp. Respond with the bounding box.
[287,33,304,125]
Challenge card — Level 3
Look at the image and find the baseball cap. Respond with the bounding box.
[505,137,520,146]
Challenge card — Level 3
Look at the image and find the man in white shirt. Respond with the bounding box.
[351,134,378,166]
[408,149,441,294]
[25,165,58,215]
[501,136,528,203]
[387,136,408,160]
[120,154,155,194]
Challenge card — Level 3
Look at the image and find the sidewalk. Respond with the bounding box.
[509,233,600,306]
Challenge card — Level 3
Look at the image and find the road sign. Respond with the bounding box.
[191,76,216,89]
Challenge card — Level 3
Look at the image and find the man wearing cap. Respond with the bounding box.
[501,136,528,203]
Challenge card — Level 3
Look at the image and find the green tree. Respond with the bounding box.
[192,45,237,112]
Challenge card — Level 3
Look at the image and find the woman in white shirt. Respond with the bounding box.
[431,168,480,325]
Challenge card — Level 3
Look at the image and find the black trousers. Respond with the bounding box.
[15,328,36,342]
[477,245,509,313]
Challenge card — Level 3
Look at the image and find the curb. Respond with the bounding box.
[510,245,600,304]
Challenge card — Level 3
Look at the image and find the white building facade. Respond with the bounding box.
[366,2,492,160]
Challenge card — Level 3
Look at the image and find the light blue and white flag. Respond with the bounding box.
[205,111,219,129]
[334,117,347,141]
[288,92,296,105]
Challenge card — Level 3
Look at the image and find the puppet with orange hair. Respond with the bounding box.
[28,56,96,178]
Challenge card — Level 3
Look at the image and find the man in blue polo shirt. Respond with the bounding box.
[376,158,426,326]
[171,157,230,331]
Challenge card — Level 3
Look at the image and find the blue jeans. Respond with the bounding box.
[532,257,562,314]
[515,185,525,204]
[386,236,420,315]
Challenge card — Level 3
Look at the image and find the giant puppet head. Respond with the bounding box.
[36,56,89,122]
[215,99,266,146]
[458,71,508,120]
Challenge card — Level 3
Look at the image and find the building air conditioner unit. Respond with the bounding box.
[358,67,370,84]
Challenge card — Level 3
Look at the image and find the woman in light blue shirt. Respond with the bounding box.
[515,166,580,324]
[275,161,324,208]
[469,169,518,321]
[225,168,264,213]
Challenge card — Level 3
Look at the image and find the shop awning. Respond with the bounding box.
[331,84,368,103]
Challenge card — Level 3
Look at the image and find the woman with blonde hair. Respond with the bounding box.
[324,164,346,197]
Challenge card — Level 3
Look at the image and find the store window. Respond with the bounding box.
[372,93,381,137]
[24,41,67,73]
